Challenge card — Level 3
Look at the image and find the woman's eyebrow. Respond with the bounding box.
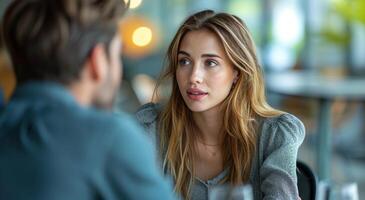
[201,53,222,59]
[178,51,190,56]
[178,51,222,59]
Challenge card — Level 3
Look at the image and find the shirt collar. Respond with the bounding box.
[11,81,77,106]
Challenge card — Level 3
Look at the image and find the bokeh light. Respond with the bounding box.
[132,27,152,47]
[124,0,142,9]
[273,4,303,46]
[119,16,159,58]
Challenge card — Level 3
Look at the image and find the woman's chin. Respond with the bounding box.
[185,103,209,113]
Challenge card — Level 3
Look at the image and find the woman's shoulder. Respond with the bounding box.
[262,113,304,128]
[253,113,305,199]
[259,113,305,144]
[135,102,161,125]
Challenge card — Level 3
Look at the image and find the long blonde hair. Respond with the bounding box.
[155,10,283,199]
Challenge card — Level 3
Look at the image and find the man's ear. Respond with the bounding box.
[85,44,108,82]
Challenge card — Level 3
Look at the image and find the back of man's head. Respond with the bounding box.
[2,0,127,85]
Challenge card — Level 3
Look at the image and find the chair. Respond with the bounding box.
[0,88,4,108]
[297,160,317,200]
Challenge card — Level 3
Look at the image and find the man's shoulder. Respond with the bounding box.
[60,108,150,154]
[80,109,142,134]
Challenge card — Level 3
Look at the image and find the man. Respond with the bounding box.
[0,0,175,199]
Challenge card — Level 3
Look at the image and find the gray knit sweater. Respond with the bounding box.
[136,103,305,200]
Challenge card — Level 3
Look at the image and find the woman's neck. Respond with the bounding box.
[192,107,223,145]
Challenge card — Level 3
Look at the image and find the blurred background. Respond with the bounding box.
[1,0,365,198]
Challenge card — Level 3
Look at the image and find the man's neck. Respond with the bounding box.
[68,83,93,108]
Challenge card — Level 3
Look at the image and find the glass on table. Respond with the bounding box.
[209,184,253,200]
[316,181,359,200]
[330,182,359,200]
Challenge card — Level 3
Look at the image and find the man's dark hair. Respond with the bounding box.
[2,0,127,84]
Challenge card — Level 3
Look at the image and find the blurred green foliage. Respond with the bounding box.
[334,0,365,24]
[320,0,365,45]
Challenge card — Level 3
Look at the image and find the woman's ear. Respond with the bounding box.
[233,70,239,84]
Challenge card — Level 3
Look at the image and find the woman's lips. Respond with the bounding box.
[187,88,208,101]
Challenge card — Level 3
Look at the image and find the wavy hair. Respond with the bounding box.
[2,0,127,84]
[155,10,283,199]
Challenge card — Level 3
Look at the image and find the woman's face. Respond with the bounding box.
[176,28,237,113]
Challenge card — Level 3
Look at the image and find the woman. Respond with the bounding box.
[136,10,305,200]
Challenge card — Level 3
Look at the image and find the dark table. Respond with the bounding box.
[265,71,365,181]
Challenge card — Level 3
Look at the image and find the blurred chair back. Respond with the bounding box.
[0,87,4,108]
[297,160,317,200]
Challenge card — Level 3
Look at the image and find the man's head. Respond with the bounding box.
[2,0,127,109]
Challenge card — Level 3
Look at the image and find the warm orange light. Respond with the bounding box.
[119,16,159,58]
[132,27,152,47]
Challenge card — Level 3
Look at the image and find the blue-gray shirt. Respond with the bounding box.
[136,103,305,200]
[0,82,175,200]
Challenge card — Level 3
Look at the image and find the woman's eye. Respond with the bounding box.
[205,60,218,67]
[178,58,191,66]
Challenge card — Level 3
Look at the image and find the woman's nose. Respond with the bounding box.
[189,64,204,84]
